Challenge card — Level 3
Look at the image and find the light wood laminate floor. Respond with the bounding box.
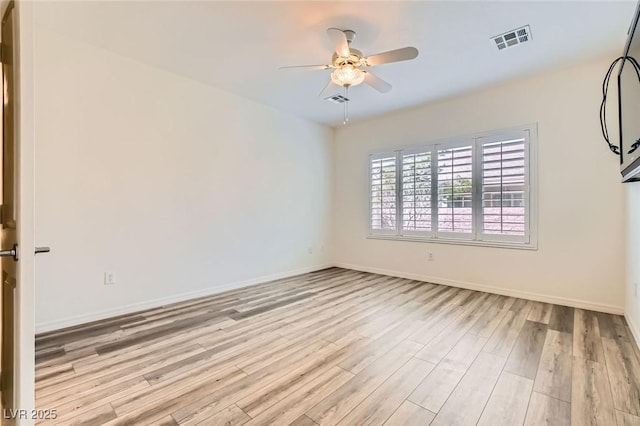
[35,268,640,426]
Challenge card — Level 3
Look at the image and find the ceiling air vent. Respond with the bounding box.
[325,94,349,104]
[492,25,531,51]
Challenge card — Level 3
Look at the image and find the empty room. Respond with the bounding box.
[1,0,640,425]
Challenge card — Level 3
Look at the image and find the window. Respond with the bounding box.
[368,125,536,248]
[402,151,432,234]
[480,136,527,242]
[436,145,473,235]
[370,153,397,233]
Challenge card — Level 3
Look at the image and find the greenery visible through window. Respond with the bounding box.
[369,126,534,247]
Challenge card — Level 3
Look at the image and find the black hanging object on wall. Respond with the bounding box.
[600,55,640,155]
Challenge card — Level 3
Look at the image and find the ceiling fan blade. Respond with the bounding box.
[364,71,392,93]
[327,28,350,57]
[279,64,330,70]
[319,79,342,97]
[365,47,419,66]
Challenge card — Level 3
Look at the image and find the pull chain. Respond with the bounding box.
[343,85,350,125]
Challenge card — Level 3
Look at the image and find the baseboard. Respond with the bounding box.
[37,261,625,333]
[35,263,332,334]
[625,313,640,350]
[334,262,625,315]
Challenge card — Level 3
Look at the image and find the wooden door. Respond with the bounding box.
[1,1,17,410]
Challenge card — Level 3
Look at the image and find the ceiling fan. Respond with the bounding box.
[281,28,419,123]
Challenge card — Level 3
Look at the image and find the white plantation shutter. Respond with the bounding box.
[480,134,528,242]
[402,150,433,235]
[370,153,398,233]
[436,144,473,237]
[368,125,535,248]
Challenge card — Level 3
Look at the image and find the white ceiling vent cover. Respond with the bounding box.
[492,25,531,51]
[325,94,349,104]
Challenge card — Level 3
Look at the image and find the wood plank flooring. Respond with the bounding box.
[35,268,640,425]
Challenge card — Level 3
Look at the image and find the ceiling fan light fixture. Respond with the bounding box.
[330,64,365,87]
[281,27,419,124]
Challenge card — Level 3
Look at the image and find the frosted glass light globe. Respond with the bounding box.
[331,64,365,87]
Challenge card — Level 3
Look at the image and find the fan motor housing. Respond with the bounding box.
[332,48,364,68]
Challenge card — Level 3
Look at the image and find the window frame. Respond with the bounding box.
[433,139,476,241]
[400,146,436,238]
[368,151,401,236]
[367,124,538,250]
[476,130,531,245]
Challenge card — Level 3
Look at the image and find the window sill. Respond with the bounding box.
[366,234,538,251]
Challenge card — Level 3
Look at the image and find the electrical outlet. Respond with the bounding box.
[104,272,116,285]
[307,247,313,254]
[428,252,434,261]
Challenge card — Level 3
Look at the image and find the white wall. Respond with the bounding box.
[627,185,640,342]
[332,57,626,313]
[33,27,333,332]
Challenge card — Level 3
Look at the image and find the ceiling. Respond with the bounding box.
[35,1,638,127]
